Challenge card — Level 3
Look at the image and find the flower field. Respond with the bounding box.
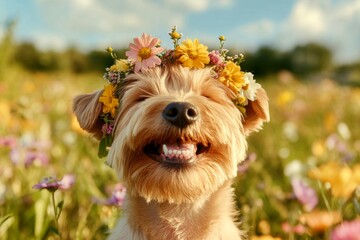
[1,67,360,239]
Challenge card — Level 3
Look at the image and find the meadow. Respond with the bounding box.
[0,66,360,240]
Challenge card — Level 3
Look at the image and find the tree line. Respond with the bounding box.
[1,21,359,85]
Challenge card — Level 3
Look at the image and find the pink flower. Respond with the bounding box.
[209,50,224,66]
[125,33,164,72]
[0,136,17,148]
[291,178,318,211]
[281,222,306,235]
[331,220,360,240]
[33,174,75,192]
[101,123,114,135]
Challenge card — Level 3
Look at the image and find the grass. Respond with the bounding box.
[0,67,359,239]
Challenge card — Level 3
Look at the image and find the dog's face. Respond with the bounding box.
[74,66,269,204]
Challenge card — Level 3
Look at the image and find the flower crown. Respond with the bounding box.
[97,26,261,158]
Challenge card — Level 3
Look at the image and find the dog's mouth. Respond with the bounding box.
[143,139,209,167]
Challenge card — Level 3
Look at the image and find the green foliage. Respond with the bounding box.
[241,43,333,77]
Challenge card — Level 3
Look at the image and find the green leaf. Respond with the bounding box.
[49,225,60,236]
[98,137,108,158]
[57,201,64,220]
[0,214,13,227]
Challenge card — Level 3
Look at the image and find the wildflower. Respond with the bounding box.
[169,30,182,40]
[218,35,226,41]
[24,151,49,167]
[125,33,164,72]
[105,46,114,53]
[291,178,318,211]
[238,152,256,173]
[281,222,306,235]
[299,210,341,233]
[110,59,129,73]
[240,72,261,101]
[284,160,304,178]
[218,61,245,93]
[208,50,224,67]
[99,84,119,118]
[101,122,114,135]
[0,136,17,148]
[33,174,75,192]
[251,235,282,240]
[94,183,126,207]
[331,219,360,240]
[309,161,360,198]
[174,39,210,69]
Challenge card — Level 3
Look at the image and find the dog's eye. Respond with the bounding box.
[136,96,148,102]
[202,95,211,99]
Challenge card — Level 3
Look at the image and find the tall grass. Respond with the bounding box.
[0,65,359,239]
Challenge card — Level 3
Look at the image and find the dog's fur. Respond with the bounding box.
[73,66,269,239]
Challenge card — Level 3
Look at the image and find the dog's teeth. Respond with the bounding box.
[169,150,173,155]
[163,144,169,156]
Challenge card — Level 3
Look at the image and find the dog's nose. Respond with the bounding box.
[162,102,199,128]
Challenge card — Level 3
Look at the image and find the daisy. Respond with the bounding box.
[240,72,261,101]
[125,33,164,73]
[174,39,210,69]
[33,174,75,192]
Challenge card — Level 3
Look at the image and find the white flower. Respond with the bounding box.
[240,72,261,101]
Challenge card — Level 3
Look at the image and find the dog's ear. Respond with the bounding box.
[73,90,104,139]
[242,88,270,136]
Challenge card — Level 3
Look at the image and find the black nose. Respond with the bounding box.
[162,102,199,128]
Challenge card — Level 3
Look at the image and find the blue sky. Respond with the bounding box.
[1,0,359,63]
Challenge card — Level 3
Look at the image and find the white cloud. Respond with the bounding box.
[231,0,360,63]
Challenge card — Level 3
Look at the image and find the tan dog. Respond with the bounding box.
[73,66,269,239]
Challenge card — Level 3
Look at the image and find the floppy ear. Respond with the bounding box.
[73,90,104,139]
[242,87,270,136]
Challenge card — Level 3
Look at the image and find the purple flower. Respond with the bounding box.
[33,174,75,192]
[238,152,257,173]
[291,178,318,211]
[24,151,49,167]
[331,220,360,240]
[94,183,126,207]
[101,123,114,135]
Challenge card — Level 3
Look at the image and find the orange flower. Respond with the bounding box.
[299,210,341,233]
[218,61,245,93]
[251,235,282,240]
[99,84,119,118]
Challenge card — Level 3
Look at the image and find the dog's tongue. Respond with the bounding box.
[162,143,196,161]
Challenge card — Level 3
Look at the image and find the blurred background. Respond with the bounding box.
[0,0,360,239]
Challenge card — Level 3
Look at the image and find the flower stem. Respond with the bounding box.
[317,181,331,211]
[51,192,61,238]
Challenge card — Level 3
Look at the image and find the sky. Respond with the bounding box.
[1,0,360,63]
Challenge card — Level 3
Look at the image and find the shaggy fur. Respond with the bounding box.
[73,66,269,240]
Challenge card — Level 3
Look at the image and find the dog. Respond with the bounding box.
[73,64,269,239]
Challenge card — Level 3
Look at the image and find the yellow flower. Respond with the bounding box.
[218,35,226,41]
[309,161,360,198]
[169,31,181,40]
[110,59,129,72]
[174,39,210,68]
[299,210,341,233]
[251,235,282,240]
[218,61,245,93]
[99,84,119,118]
